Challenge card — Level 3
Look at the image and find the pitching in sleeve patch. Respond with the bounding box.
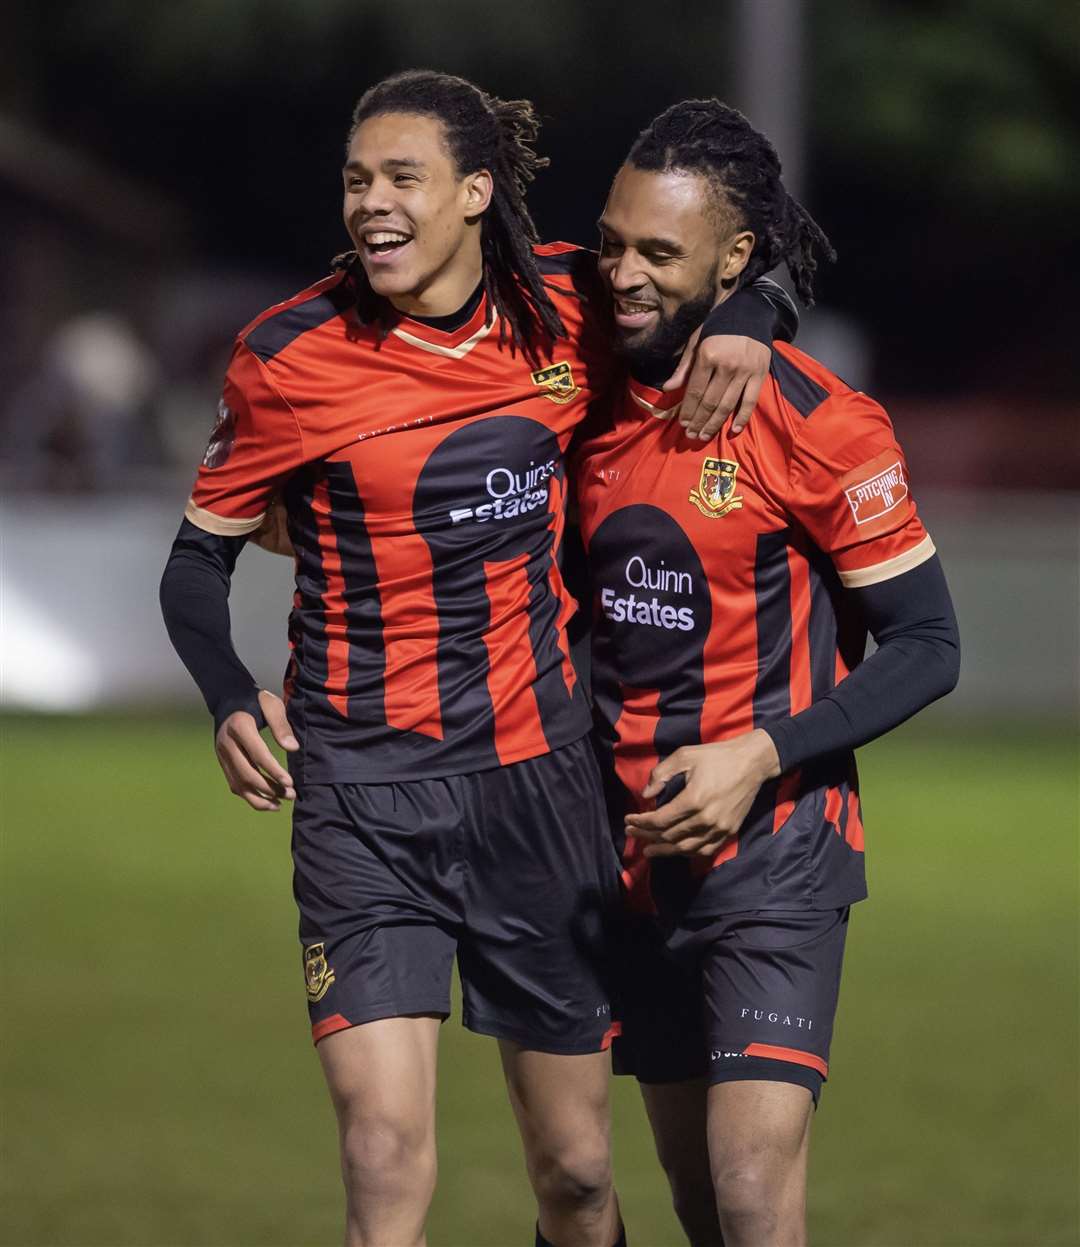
[841,451,909,532]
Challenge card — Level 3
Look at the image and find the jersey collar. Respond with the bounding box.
[627,374,684,420]
[389,290,497,360]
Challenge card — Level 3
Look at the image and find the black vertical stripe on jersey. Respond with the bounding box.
[522,521,588,751]
[752,531,794,727]
[741,530,794,837]
[322,460,387,727]
[283,466,332,710]
[806,545,842,703]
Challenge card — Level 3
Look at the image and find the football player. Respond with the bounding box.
[576,99,960,1246]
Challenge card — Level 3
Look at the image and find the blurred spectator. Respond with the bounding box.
[1,310,162,492]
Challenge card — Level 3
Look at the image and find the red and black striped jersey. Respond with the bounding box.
[574,340,935,916]
[186,243,614,784]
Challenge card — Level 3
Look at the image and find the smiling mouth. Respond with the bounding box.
[361,230,414,258]
[613,296,659,329]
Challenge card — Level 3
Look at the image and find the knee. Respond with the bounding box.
[531,1140,613,1213]
[339,1113,434,1197]
[711,1153,781,1234]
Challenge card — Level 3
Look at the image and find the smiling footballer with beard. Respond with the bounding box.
[575,99,960,1247]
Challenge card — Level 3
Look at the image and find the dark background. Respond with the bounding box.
[5,0,1079,396]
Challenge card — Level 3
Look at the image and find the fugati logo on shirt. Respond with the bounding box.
[449,459,557,525]
[599,554,697,632]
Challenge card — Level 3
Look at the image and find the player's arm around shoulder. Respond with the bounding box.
[666,278,800,441]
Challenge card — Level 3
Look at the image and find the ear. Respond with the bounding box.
[719,229,755,282]
[463,168,494,219]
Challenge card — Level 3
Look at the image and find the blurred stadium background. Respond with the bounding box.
[2,2,1077,1244]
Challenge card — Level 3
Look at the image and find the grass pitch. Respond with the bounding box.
[2,714,1076,1246]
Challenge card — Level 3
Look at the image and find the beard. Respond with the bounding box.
[612,278,718,374]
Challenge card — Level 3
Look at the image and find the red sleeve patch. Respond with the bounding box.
[841,451,909,531]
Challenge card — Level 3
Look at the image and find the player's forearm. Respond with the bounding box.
[699,278,799,347]
[159,521,264,732]
[763,555,960,772]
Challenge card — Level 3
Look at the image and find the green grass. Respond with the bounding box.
[2,715,1077,1246]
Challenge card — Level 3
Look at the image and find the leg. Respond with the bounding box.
[292,783,462,1244]
[613,917,718,1245]
[458,740,626,1245]
[318,1015,441,1247]
[707,1080,812,1247]
[639,1079,723,1247]
[690,908,850,1247]
[500,1042,621,1247]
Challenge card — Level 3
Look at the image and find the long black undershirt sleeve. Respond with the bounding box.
[700,277,799,347]
[159,519,266,733]
[763,554,960,772]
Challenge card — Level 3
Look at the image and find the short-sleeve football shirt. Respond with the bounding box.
[186,244,614,784]
[575,340,935,917]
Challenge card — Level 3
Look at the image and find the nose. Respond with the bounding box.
[608,250,647,294]
[356,176,395,218]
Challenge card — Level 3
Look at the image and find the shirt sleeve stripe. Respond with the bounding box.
[184,498,266,537]
[838,534,936,588]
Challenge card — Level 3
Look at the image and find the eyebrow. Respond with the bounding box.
[342,157,427,173]
[597,220,685,254]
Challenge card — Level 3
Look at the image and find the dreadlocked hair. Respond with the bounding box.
[332,69,565,364]
[628,98,836,306]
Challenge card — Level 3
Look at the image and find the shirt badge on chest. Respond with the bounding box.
[530,360,581,404]
[689,456,743,519]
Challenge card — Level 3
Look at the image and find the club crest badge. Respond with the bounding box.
[202,398,237,469]
[530,361,581,404]
[303,942,335,1003]
[689,457,742,518]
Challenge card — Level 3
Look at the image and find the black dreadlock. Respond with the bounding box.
[332,69,565,364]
[628,99,836,305]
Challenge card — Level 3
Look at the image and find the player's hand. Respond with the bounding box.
[663,329,771,441]
[215,690,299,812]
[625,730,781,858]
[250,499,294,558]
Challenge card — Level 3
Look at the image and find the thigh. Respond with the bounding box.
[691,908,850,1102]
[707,1079,813,1180]
[458,737,623,1054]
[499,1041,612,1158]
[292,783,459,1043]
[319,1014,441,1133]
[639,1076,712,1176]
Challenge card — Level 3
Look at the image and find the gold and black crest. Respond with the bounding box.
[530,361,581,404]
[303,942,335,1003]
[689,457,743,519]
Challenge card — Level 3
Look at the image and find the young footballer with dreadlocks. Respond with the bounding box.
[576,99,959,1246]
[160,72,794,1247]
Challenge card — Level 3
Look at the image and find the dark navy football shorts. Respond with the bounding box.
[292,735,622,1054]
[613,908,849,1102]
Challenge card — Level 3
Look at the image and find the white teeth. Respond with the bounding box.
[366,231,410,245]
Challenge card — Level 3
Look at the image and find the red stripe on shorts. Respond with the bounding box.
[743,1042,828,1078]
[311,1013,352,1045]
[600,1021,623,1050]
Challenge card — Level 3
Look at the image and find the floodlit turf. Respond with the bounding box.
[2,714,1076,1246]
